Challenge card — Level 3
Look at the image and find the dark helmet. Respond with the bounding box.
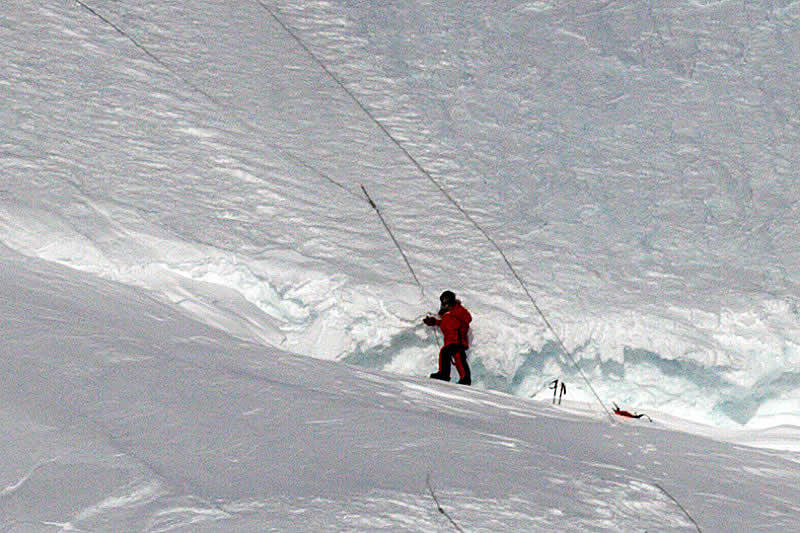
[439,290,456,305]
[438,291,457,315]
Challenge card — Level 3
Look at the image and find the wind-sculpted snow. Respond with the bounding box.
[2,249,800,531]
[2,0,800,435]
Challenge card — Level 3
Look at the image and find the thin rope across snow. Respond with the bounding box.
[73,0,358,202]
[426,474,466,533]
[260,7,707,530]
[257,0,613,421]
[361,185,426,297]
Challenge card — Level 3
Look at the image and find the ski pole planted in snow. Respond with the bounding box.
[550,379,566,405]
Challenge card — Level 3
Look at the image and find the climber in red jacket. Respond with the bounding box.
[423,290,472,385]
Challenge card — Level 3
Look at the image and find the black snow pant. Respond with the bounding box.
[434,343,470,384]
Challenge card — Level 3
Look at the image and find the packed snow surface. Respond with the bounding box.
[2,0,800,529]
[2,248,800,531]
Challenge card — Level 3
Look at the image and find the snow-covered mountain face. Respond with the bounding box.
[3,1,800,428]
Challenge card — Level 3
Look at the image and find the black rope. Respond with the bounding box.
[258,10,705,530]
[256,1,403,157]
[74,0,427,306]
[258,1,612,421]
[654,483,703,533]
[361,185,425,296]
[73,0,357,201]
[426,474,466,533]
[75,0,221,106]
[72,5,700,530]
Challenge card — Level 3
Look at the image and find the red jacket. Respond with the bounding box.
[436,303,471,348]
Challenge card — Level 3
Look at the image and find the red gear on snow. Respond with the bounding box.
[613,403,652,422]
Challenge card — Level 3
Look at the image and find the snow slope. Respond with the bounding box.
[3,247,800,531]
[3,0,800,428]
[2,0,800,480]
[3,3,800,530]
